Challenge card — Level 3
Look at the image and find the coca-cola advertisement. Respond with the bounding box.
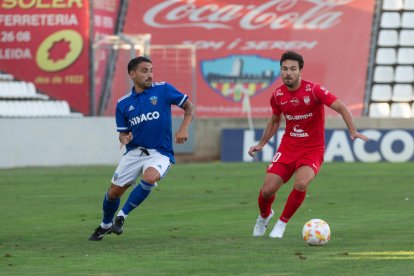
[122,0,375,118]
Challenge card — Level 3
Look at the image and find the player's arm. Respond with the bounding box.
[248,114,281,157]
[329,99,369,141]
[175,99,195,144]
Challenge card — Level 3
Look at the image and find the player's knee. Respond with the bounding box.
[293,181,308,191]
[107,185,126,199]
[261,187,275,198]
[142,168,161,184]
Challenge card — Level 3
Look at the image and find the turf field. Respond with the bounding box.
[1,162,413,275]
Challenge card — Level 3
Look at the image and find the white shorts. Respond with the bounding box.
[111,148,171,187]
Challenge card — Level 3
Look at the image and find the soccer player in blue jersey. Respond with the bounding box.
[89,56,195,241]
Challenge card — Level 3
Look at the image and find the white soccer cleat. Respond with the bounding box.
[253,209,274,237]
[269,219,287,238]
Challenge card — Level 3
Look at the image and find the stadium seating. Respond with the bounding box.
[383,0,403,10]
[392,84,413,102]
[391,102,411,117]
[399,30,414,45]
[368,1,414,117]
[395,66,414,82]
[376,48,397,64]
[0,79,82,118]
[373,66,394,83]
[378,30,399,46]
[380,12,400,28]
[369,103,391,117]
[371,84,392,101]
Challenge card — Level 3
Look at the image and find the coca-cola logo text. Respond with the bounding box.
[143,0,353,30]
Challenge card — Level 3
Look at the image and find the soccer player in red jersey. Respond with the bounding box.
[249,51,369,238]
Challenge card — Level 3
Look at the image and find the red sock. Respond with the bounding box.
[258,190,275,218]
[279,188,306,223]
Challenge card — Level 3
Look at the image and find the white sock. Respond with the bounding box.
[100,222,112,229]
[117,210,128,218]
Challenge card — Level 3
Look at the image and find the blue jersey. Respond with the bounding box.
[115,82,188,163]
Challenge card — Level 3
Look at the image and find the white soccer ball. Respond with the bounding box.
[302,218,331,246]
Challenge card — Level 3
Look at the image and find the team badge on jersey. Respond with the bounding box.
[303,96,310,105]
[150,96,158,105]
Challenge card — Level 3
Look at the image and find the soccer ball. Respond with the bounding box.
[302,219,331,246]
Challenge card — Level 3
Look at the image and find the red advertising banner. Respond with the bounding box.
[0,0,90,114]
[123,0,375,118]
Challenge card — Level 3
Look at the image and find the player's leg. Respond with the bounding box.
[112,150,171,234]
[89,149,142,241]
[270,165,316,238]
[253,160,294,237]
[253,173,284,236]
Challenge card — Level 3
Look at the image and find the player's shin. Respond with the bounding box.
[102,192,121,224]
[121,180,155,215]
[279,188,306,222]
[258,189,275,218]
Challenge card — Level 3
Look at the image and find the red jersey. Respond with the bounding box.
[270,80,337,151]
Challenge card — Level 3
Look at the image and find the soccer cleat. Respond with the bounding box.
[89,225,112,241]
[269,219,287,238]
[253,209,274,237]
[111,216,125,235]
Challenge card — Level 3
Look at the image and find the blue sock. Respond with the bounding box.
[122,180,154,215]
[102,192,120,224]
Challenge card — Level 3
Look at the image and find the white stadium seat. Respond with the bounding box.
[371,84,392,101]
[369,103,390,117]
[392,84,413,101]
[401,12,414,28]
[374,66,394,82]
[380,12,401,28]
[395,66,414,82]
[376,48,397,64]
[397,48,414,64]
[391,103,412,117]
[383,0,403,10]
[378,30,399,46]
[405,0,414,10]
[399,30,414,46]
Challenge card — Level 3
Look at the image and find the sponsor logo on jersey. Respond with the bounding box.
[305,84,312,92]
[290,97,300,106]
[276,89,283,96]
[285,112,313,120]
[129,111,160,126]
[128,105,135,111]
[290,124,309,137]
[150,96,158,105]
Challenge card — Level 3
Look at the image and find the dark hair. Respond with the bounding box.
[280,51,304,69]
[127,56,152,73]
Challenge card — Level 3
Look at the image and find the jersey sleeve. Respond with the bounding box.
[312,84,337,106]
[115,104,129,133]
[270,93,281,115]
[164,83,188,107]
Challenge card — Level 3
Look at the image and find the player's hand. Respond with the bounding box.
[174,129,188,144]
[119,132,133,149]
[351,132,370,142]
[248,145,263,157]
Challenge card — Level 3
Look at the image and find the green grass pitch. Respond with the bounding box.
[1,162,413,275]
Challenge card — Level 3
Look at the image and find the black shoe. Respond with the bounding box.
[111,216,124,235]
[89,226,112,241]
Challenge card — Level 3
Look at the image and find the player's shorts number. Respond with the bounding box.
[272,152,282,162]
